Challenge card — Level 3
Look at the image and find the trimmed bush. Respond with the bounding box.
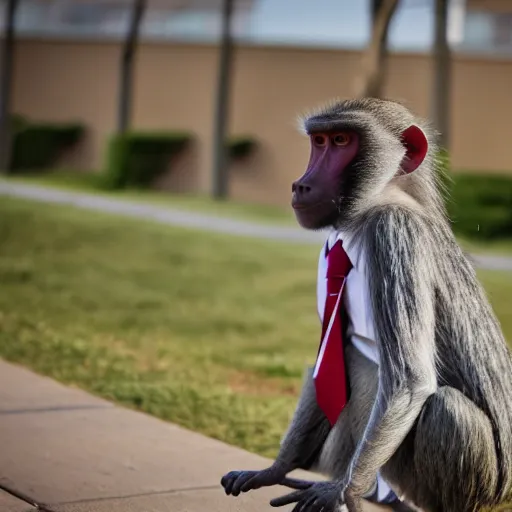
[228,136,257,160]
[10,114,28,133]
[432,150,512,240]
[9,122,85,172]
[103,131,192,190]
[448,173,512,240]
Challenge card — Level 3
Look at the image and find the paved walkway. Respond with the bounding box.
[1,180,512,272]
[0,360,388,511]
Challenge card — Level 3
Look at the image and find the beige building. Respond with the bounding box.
[7,0,512,206]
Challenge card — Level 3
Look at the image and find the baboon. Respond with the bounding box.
[221,98,512,512]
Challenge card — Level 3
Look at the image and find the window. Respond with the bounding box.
[462,9,512,53]
[494,13,512,48]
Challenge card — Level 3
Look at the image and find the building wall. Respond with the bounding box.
[467,0,512,14]
[11,38,512,206]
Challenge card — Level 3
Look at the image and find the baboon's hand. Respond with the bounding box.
[270,480,344,512]
[221,465,286,496]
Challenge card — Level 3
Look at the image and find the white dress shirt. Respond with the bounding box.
[316,230,396,503]
[317,230,379,365]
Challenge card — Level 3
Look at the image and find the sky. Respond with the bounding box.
[8,0,469,53]
[243,0,463,51]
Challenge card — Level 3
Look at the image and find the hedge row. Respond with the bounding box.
[6,114,257,190]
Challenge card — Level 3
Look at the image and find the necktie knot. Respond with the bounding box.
[326,240,352,280]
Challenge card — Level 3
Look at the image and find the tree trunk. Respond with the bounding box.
[355,0,400,98]
[0,0,19,172]
[431,0,451,151]
[118,0,146,133]
[212,0,234,200]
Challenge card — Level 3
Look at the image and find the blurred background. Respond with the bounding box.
[0,0,511,459]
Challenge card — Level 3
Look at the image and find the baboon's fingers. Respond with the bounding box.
[270,489,309,507]
[280,477,317,490]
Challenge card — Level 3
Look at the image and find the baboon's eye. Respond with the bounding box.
[332,133,351,147]
[312,134,328,147]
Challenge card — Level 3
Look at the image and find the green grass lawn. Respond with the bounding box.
[0,197,511,459]
[1,171,296,226]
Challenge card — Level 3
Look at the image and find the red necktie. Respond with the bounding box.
[313,239,353,426]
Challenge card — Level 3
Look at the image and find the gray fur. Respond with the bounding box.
[221,98,512,512]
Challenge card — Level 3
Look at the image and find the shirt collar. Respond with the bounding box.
[325,229,364,273]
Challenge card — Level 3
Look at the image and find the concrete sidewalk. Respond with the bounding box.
[1,180,512,272]
[0,359,388,512]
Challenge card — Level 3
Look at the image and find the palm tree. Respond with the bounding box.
[356,0,400,98]
[431,0,451,151]
[0,0,20,172]
[212,0,235,199]
[118,0,147,133]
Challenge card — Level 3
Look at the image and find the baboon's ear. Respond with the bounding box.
[400,125,428,174]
